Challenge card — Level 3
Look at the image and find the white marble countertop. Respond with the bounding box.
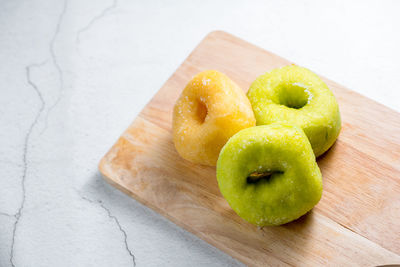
[1,0,399,266]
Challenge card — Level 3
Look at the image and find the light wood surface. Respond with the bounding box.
[99,31,400,266]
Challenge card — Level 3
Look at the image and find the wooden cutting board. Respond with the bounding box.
[99,31,400,266]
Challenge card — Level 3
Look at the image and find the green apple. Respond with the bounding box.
[247,65,341,157]
[216,123,322,226]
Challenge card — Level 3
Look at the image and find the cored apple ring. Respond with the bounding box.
[173,70,256,166]
[247,65,341,157]
[217,123,323,226]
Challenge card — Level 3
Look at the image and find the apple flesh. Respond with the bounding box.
[216,123,323,226]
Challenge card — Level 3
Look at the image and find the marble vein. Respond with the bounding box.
[41,0,68,135]
[79,194,136,266]
[76,0,117,44]
[10,64,46,267]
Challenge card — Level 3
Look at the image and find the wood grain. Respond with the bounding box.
[99,31,400,266]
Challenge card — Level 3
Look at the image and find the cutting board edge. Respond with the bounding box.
[98,137,265,266]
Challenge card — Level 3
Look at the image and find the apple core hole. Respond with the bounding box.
[247,171,283,184]
[278,83,310,109]
[196,100,208,123]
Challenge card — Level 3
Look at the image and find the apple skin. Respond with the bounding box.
[247,65,341,157]
[216,123,322,226]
